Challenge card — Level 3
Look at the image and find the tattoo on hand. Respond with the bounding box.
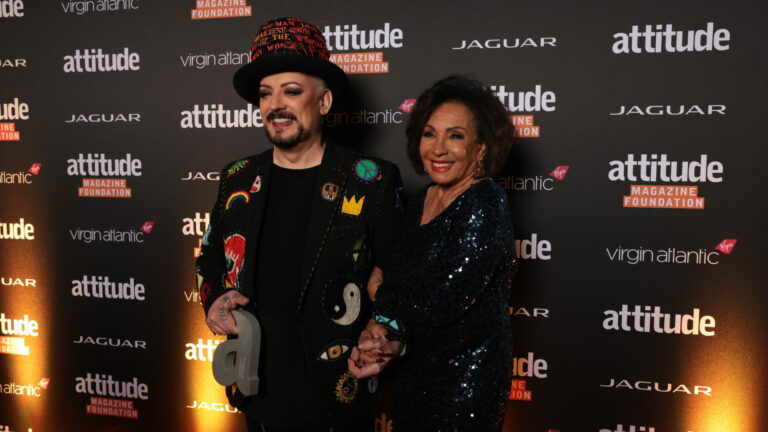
[222,296,230,304]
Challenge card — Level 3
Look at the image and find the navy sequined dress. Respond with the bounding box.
[374,179,515,432]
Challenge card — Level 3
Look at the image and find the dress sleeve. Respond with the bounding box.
[375,190,512,328]
[195,164,235,315]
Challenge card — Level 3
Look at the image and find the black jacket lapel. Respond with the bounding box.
[298,143,348,305]
[241,149,273,299]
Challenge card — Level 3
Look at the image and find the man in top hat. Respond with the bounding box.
[195,17,404,432]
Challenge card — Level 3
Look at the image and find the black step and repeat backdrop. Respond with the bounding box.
[2,1,767,431]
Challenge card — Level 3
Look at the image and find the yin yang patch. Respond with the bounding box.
[322,276,363,327]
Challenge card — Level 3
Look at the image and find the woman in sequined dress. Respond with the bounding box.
[349,75,516,431]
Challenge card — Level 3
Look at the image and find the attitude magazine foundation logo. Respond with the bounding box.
[67,153,142,198]
[0,98,29,141]
[323,22,404,74]
[190,0,251,20]
[75,372,149,419]
[509,352,548,401]
[0,312,39,356]
[609,153,723,209]
[489,85,555,138]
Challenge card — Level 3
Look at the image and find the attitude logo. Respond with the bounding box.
[490,85,555,138]
[63,48,140,73]
[182,212,210,237]
[185,338,222,361]
[599,378,712,396]
[180,103,263,128]
[509,352,548,401]
[0,98,29,141]
[497,165,569,191]
[74,335,147,350]
[180,50,249,69]
[1,162,40,185]
[603,305,715,336]
[1,378,50,398]
[71,275,146,301]
[609,153,723,209]
[69,221,152,244]
[324,22,404,74]
[61,0,140,15]
[452,35,556,50]
[0,0,24,18]
[67,153,141,198]
[0,312,39,356]
[186,400,240,413]
[613,22,730,54]
[182,212,209,257]
[191,0,250,19]
[0,57,27,68]
[76,372,149,419]
[515,233,552,260]
[0,218,34,240]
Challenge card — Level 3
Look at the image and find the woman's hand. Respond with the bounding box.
[348,320,403,379]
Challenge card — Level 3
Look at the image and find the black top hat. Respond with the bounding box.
[233,17,348,105]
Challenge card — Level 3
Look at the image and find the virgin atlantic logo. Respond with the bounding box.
[714,239,737,254]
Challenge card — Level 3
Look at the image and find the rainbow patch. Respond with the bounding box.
[225,191,250,210]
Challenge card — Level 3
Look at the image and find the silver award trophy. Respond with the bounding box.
[211,309,261,396]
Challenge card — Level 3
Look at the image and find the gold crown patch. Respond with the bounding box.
[341,194,365,216]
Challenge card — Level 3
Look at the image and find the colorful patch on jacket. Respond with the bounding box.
[334,371,359,404]
[250,175,262,193]
[341,194,364,216]
[227,159,249,177]
[225,191,249,210]
[368,376,378,393]
[199,281,211,305]
[354,158,380,181]
[317,339,353,362]
[202,224,213,247]
[322,277,362,327]
[321,182,340,202]
[347,237,369,270]
[223,234,246,288]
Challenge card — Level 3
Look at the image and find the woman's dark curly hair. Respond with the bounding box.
[405,75,514,177]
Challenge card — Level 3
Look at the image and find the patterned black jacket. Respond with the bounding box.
[195,143,403,424]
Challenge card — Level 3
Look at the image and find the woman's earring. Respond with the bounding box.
[476,159,486,177]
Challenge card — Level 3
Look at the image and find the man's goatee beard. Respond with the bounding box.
[265,126,310,150]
